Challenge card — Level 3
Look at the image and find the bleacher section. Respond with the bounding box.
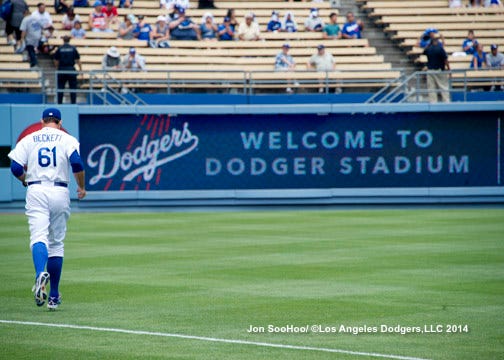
[362,0,504,87]
[1,0,399,93]
[0,0,502,96]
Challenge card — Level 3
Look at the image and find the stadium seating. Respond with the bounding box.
[0,0,395,93]
[2,0,502,95]
[360,0,504,88]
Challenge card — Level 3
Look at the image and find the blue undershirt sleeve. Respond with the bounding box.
[70,150,84,173]
[10,160,24,177]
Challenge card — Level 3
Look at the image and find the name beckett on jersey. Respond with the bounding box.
[33,133,63,143]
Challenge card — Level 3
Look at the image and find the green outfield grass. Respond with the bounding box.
[0,209,503,360]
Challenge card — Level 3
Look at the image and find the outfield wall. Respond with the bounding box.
[1,103,503,206]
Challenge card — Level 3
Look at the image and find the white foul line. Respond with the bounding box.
[0,319,430,360]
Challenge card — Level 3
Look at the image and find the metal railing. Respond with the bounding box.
[0,68,502,105]
[366,69,504,104]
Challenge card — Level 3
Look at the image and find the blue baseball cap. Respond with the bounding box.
[42,108,61,120]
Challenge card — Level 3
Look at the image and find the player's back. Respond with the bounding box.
[22,127,79,183]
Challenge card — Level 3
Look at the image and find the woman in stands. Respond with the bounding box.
[62,7,81,30]
[281,12,298,33]
[150,15,171,47]
[471,43,488,69]
[200,12,218,41]
[226,9,238,31]
[118,14,136,40]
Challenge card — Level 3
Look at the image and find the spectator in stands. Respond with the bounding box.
[237,13,261,41]
[71,20,86,38]
[423,33,450,103]
[32,3,53,28]
[471,43,487,69]
[102,46,122,70]
[449,0,462,7]
[462,30,477,55]
[133,15,152,42]
[307,44,335,72]
[418,28,441,48]
[20,10,42,68]
[341,11,364,39]
[161,0,189,12]
[73,0,89,7]
[53,35,81,104]
[307,44,336,93]
[89,1,110,32]
[275,44,295,72]
[6,0,28,49]
[102,0,119,28]
[168,6,200,40]
[62,7,81,30]
[487,44,504,90]
[323,12,341,39]
[281,11,297,33]
[488,0,503,7]
[118,14,136,39]
[487,44,504,69]
[39,24,57,54]
[200,12,217,41]
[467,0,482,7]
[122,47,145,71]
[55,0,70,14]
[160,0,173,11]
[304,8,324,32]
[198,0,216,9]
[118,0,132,9]
[226,9,238,30]
[150,15,170,47]
[217,16,235,41]
[267,11,282,32]
[274,43,296,93]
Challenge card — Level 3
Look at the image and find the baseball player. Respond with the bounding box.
[8,108,86,310]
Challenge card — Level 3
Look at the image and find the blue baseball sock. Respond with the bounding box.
[47,257,63,299]
[32,242,48,279]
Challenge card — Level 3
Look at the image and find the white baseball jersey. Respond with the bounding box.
[8,127,80,184]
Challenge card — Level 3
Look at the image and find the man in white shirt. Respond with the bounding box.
[307,44,335,71]
[307,44,338,93]
[237,13,261,41]
[122,47,146,71]
[31,2,53,28]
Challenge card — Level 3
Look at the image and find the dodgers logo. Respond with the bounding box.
[86,115,199,190]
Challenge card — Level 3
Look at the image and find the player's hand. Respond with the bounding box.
[77,187,86,200]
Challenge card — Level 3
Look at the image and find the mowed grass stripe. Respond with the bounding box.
[0,209,502,360]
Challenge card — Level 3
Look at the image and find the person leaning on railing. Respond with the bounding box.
[53,35,82,104]
[423,33,450,103]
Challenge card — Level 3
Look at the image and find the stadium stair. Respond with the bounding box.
[343,0,416,75]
